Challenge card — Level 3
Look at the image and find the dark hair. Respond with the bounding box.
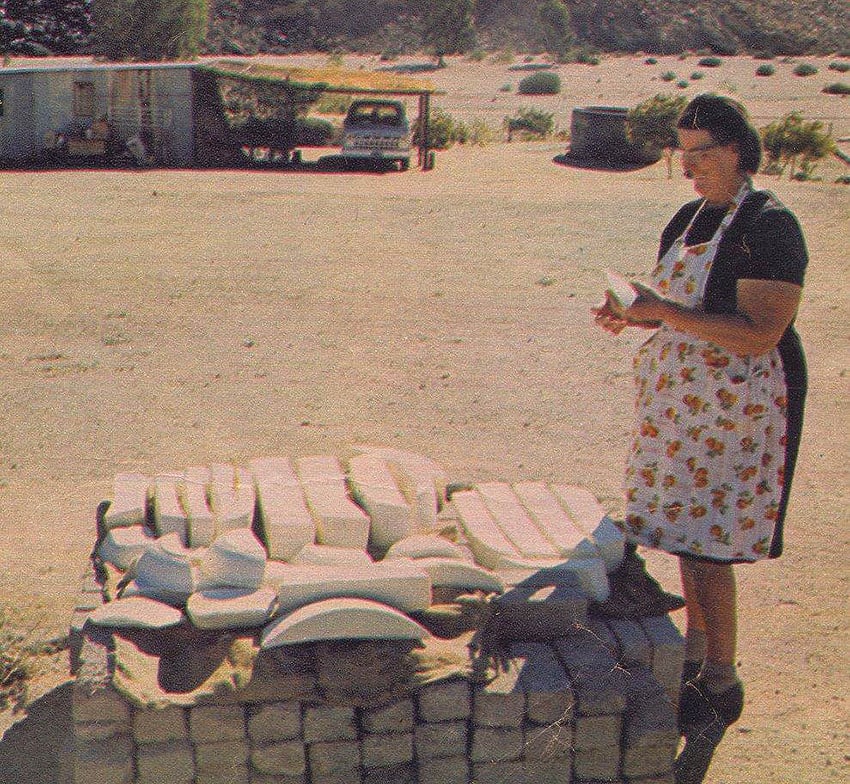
[677,94,762,174]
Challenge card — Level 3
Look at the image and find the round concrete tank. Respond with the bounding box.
[569,106,660,165]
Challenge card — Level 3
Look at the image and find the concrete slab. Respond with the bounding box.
[290,544,373,567]
[476,483,559,560]
[405,558,504,594]
[512,481,586,556]
[250,457,316,561]
[183,466,215,548]
[261,598,429,647]
[209,463,255,533]
[97,525,155,572]
[198,529,267,591]
[296,456,371,549]
[451,490,521,570]
[384,534,468,561]
[346,454,415,552]
[87,596,184,629]
[134,532,198,604]
[102,472,150,530]
[186,588,278,629]
[152,476,188,543]
[264,560,432,614]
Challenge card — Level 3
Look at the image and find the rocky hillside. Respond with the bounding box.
[0,0,847,57]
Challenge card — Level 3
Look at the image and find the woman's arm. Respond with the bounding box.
[620,279,802,356]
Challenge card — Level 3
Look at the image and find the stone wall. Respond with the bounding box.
[63,566,683,784]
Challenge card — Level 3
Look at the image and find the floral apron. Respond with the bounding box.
[623,184,788,562]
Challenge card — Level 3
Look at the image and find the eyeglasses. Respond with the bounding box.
[676,141,728,159]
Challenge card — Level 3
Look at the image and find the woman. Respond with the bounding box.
[593,94,808,729]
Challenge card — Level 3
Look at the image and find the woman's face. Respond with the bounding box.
[678,128,743,205]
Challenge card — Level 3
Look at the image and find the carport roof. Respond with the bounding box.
[198,59,443,96]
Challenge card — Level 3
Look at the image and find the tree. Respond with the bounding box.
[626,93,688,178]
[538,0,573,60]
[419,0,476,67]
[761,111,836,180]
[91,0,208,60]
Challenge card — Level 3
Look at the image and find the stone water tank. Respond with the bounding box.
[568,105,660,165]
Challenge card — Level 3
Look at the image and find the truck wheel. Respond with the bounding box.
[399,158,410,171]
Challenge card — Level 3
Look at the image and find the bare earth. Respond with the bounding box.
[0,54,847,783]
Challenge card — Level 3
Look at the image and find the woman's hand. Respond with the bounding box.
[624,282,667,325]
[591,293,630,335]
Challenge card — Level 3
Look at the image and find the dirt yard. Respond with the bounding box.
[0,54,847,783]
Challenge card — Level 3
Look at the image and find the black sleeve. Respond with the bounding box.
[736,208,808,285]
[658,200,702,260]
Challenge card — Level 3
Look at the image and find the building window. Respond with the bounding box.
[73,82,95,117]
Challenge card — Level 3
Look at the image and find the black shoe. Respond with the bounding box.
[678,679,744,731]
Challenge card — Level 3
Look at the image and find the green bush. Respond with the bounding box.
[756,63,776,76]
[314,94,352,115]
[645,57,658,65]
[467,118,498,146]
[661,71,676,82]
[761,111,836,180]
[412,108,468,149]
[294,117,336,146]
[822,82,850,95]
[793,63,818,77]
[504,107,555,139]
[697,56,723,67]
[517,71,561,95]
[828,61,850,73]
[498,83,513,92]
[690,71,704,80]
[626,93,689,177]
[677,80,689,89]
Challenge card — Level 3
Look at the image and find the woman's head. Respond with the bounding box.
[677,94,762,174]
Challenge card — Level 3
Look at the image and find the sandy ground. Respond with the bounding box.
[0,54,847,783]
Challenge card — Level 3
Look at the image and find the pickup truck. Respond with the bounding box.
[340,99,411,170]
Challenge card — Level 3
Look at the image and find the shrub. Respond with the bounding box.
[753,51,775,60]
[793,63,818,77]
[690,71,704,80]
[626,93,689,177]
[677,80,689,89]
[756,63,776,76]
[314,94,352,115]
[492,50,515,65]
[467,118,498,146]
[822,82,850,95]
[828,61,850,73]
[517,71,561,95]
[661,71,676,82]
[467,49,486,62]
[294,117,336,146]
[698,56,723,67]
[761,111,836,180]
[504,107,555,139]
[498,83,513,92]
[412,108,468,149]
[1,611,34,711]
[645,57,658,65]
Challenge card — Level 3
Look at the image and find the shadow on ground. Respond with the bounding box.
[553,152,651,172]
[0,684,72,784]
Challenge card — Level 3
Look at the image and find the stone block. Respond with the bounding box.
[524,721,573,761]
[524,758,573,784]
[303,705,357,743]
[477,482,560,560]
[472,759,526,784]
[574,714,623,751]
[194,766,250,784]
[473,661,525,727]
[209,463,255,533]
[296,456,371,549]
[186,587,277,629]
[70,736,134,784]
[98,525,155,571]
[102,473,150,530]
[262,597,428,647]
[572,745,621,781]
[198,528,267,591]
[414,720,468,760]
[133,705,188,744]
[451,489,521,569]
[194,739,250,773]
[412,557,504,594]
[416,756,469,784]
[74,720,131,742]
[189,704,246,744]
[621,744,675,779]
[73,685,131,725]
[360,698,415,734]
[184,465,215,547]
[310,773,361,784]
[265,561,431,615]
[251,457,316,561]
[307,740,361,775]
[510,642,575,726]
[360,731,414,768]
[250,740,307,776]
[640,616,685,699]
[290,544,372,566]
[87,596,184,629]
[415,679,471,722]
[250,776,306,784]
[622,666,677,750]
[152,476,189,542]
[553,630,629,716]
[247,702,302,743]
[362,762,416,784]
[384,534,466,561]
[347,453,415,551]
[513,480,587,556]
[133,533,196,605]
[607,619,652,667]
[492,582,587,641]
[470,725,524,764]
[135,740,194,783]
